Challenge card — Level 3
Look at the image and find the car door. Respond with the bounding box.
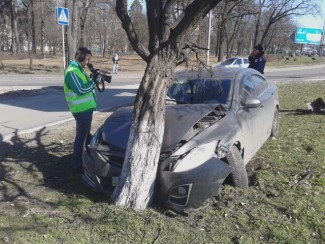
[243,58,249,68]
[236,76,265,162]
[250,75,274,141]
[234,58,243,67]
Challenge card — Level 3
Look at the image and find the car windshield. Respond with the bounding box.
[167,78,231,105]
[220,58,236,65]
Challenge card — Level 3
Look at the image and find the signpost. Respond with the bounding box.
[56,7,69,69]
[295,27,323,45]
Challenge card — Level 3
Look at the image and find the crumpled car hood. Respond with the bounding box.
[101,104,217,151]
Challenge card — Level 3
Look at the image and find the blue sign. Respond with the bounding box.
[295,28,323,45]
[56,7,69,25]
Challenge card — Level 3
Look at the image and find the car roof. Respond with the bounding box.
[174,66,255,81]
[224,57,247,59]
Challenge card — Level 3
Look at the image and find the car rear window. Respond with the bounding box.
[167,79,231,105]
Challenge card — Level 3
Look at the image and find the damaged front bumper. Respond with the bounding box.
[158,156,231,212]
[82,131,232,212]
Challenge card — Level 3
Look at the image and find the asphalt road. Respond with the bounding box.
[0,65,324,86]
[0,73,142,142]
[264,65,325,83]
[0,72,144,87]
[0,66,324,142]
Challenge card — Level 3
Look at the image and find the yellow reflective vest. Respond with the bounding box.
[64,62,97,113]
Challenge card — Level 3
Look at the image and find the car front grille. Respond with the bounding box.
[96,139,126,167]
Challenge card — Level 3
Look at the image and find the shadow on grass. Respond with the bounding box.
[0,128,109,212]
[280,109,325,116]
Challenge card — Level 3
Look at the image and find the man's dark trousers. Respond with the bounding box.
[72,111,93,173]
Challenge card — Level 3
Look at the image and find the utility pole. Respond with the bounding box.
[321,19,325,56]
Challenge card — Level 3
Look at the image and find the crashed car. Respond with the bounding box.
[82,67,279,212]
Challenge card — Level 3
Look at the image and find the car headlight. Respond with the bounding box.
[173,141,218,172]
[89,130,100,147]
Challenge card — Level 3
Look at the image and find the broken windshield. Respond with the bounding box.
[167,78,231,105]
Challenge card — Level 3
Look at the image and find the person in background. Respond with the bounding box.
[64,47,97,174]
[112,53,119,74]
[248,44,266,74]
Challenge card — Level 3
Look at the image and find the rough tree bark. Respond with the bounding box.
[66,0,79,66]
[9,0,21,54]
[30,0,36,55]
[40,0,45,57]
[79,0,92,47]
[112,0,225,209]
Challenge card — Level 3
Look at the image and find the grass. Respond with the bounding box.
[0,82,324,243]
[267,55,325,67]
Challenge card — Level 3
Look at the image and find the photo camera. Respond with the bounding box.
[87,63,112,92]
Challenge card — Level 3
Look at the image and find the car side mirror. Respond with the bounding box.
[242,97,262,108]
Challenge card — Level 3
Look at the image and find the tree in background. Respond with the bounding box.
[253,0,319,47]
[0,0,322,61]
[129,0,148,48]
[65,0,79,66]
[1,0,22,54]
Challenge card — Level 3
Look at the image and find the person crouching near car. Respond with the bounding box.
[64,47,97,174]
[248,44,266,74]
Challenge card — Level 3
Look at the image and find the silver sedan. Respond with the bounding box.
[82,67,279,212]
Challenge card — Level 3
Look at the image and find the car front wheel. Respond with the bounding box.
[224,145,248,188]
[271,108,279,138]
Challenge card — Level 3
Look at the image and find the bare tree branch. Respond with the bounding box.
[170,0,223,47]
[116,0,150,61]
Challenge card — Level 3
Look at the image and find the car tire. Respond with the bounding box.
[271,108,279,138]
[225,146,248,188]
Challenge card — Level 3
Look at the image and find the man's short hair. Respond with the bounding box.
[254,44,263,53]
[75,47,92,62]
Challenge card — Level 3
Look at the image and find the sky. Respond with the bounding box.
[295,0,325,29]
[127,0,325,29]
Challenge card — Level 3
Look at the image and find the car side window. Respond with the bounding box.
[250,75,268,96]
[235,59,242,65]
[244,58,249,64]
[241,78,257,103]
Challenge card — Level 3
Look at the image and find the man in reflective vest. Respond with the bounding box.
[64,47,97,174]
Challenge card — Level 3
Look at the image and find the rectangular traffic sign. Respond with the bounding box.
[56,7,69,25]
[295,27,323,45]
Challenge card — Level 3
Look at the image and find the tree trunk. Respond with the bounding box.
[79,0,90,48]
[9,0,21,54]
[30,0,36,55]
[66,0,79,64]
[0,54,4,70]
[79,21,86,47]
[253,1,263,47]
[26,31,33,70]
[113,52,175,209]
[40,0,45,57]
[217,19,225,62]
[71,0,78,55]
